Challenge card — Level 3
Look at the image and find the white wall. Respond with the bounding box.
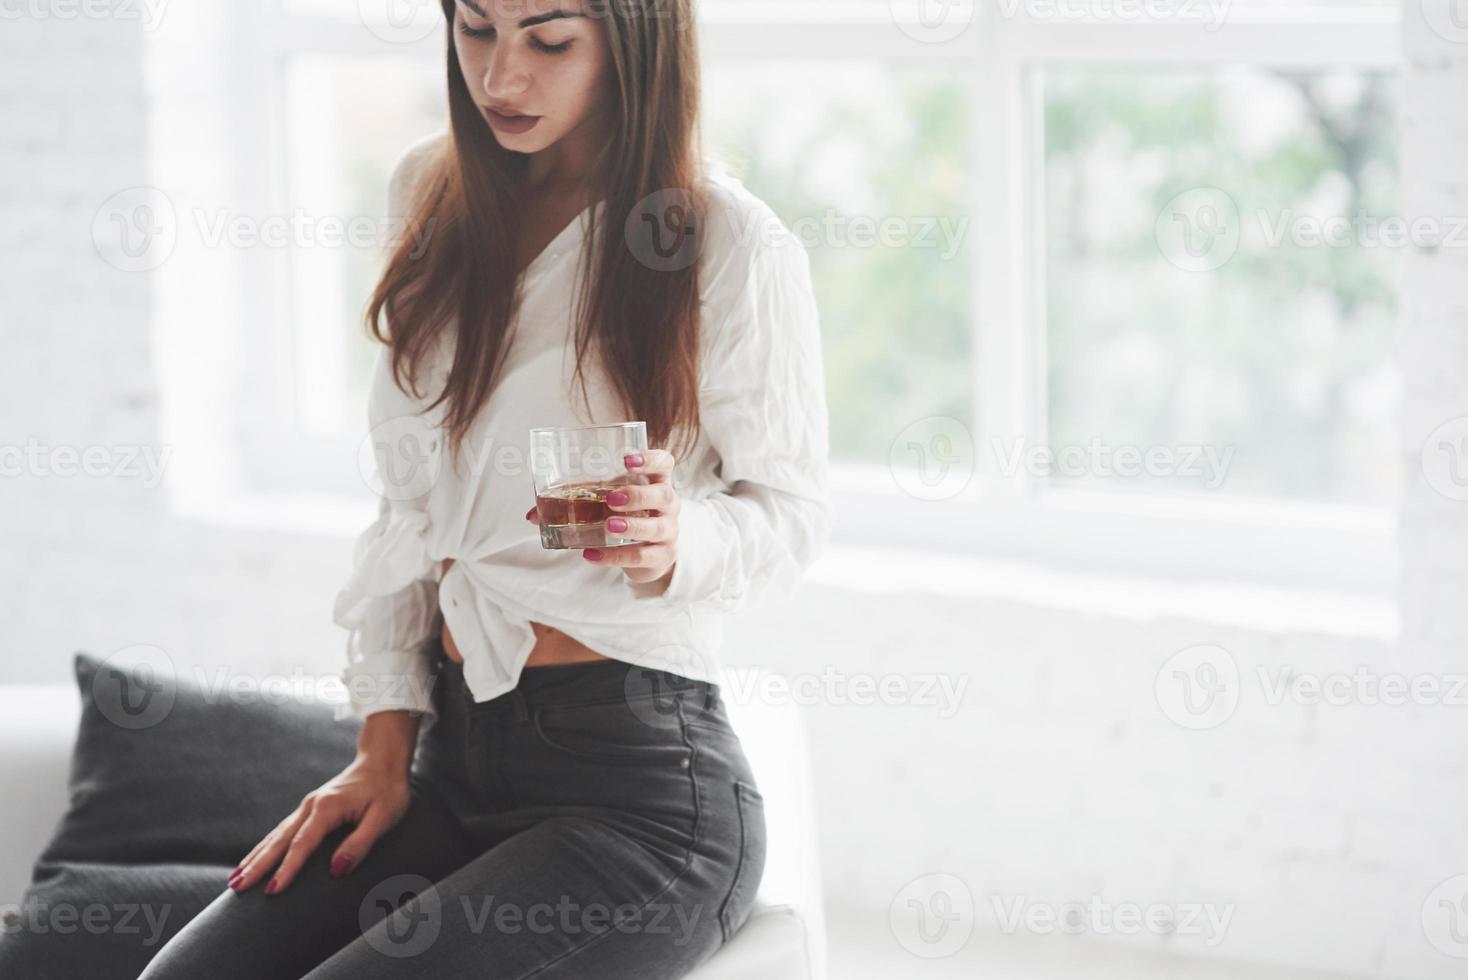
[2,5,1464,979]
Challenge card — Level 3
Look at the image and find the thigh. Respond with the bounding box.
[137,771,475,980]
[300,814,725,980]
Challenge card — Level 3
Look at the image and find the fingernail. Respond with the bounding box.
[330,855,354,877]
[525,506,536,520]
[607,490,629,506]
[264,878,280,895]
[584,549,603,561]
[607,518,627,532]
[229,868,243,883]
[624,453,643,468]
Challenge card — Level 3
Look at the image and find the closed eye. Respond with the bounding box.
[456,23,574,54]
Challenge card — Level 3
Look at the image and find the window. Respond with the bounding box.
[160,0,1403,588]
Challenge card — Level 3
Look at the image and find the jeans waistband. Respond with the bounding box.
[431,642,720,719]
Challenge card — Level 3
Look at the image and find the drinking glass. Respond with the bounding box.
[529,422,651,549]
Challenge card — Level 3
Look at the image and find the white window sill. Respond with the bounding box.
[805,542,1399,642]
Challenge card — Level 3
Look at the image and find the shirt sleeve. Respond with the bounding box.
[623,222,834,611]
[331,136,446,724]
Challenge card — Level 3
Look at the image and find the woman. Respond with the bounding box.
[139,0,831,976]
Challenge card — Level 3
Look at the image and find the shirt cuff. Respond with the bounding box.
[622,496,731,608]
[334,649,438,723]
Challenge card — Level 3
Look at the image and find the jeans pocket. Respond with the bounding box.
[717,780,767,944]
[531,695,694,768]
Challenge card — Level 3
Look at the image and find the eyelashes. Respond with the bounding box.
[456,23,573,54]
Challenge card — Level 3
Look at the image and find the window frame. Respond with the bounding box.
[200,0,1404,592]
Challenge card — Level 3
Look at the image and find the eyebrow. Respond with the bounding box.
[458,2,586,28]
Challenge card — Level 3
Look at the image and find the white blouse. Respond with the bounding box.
[332,132,834,724]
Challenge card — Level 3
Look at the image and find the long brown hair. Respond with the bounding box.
[365,0,709,468]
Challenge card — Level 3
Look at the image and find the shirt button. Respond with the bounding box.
[679,756,690,769]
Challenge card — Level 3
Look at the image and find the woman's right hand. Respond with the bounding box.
[229,741,415,895]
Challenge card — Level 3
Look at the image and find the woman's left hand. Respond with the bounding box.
[526,450,679,591]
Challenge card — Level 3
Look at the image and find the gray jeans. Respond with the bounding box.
[137,642,767,979]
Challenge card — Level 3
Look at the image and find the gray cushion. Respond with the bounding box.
[0,651,362,978]
[39,651,361,866]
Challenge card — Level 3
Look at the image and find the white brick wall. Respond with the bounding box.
[1,5,1464,979]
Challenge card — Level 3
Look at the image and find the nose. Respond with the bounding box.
[482,39,530,101]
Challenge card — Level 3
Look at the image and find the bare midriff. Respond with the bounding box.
[439,558,612,668]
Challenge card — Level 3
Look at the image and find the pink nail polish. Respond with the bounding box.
[607,518,627,532]
[264,878,280,895]
[624,453,644,468]
[607,490,629,506]
[584,549,602,561]
[331,855,354,877]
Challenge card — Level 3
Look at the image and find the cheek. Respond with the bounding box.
[454,38,488,86]
[545,55,609,114]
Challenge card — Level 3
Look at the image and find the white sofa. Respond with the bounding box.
[0,673,827,979]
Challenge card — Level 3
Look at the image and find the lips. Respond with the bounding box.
[488,105,534,118]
